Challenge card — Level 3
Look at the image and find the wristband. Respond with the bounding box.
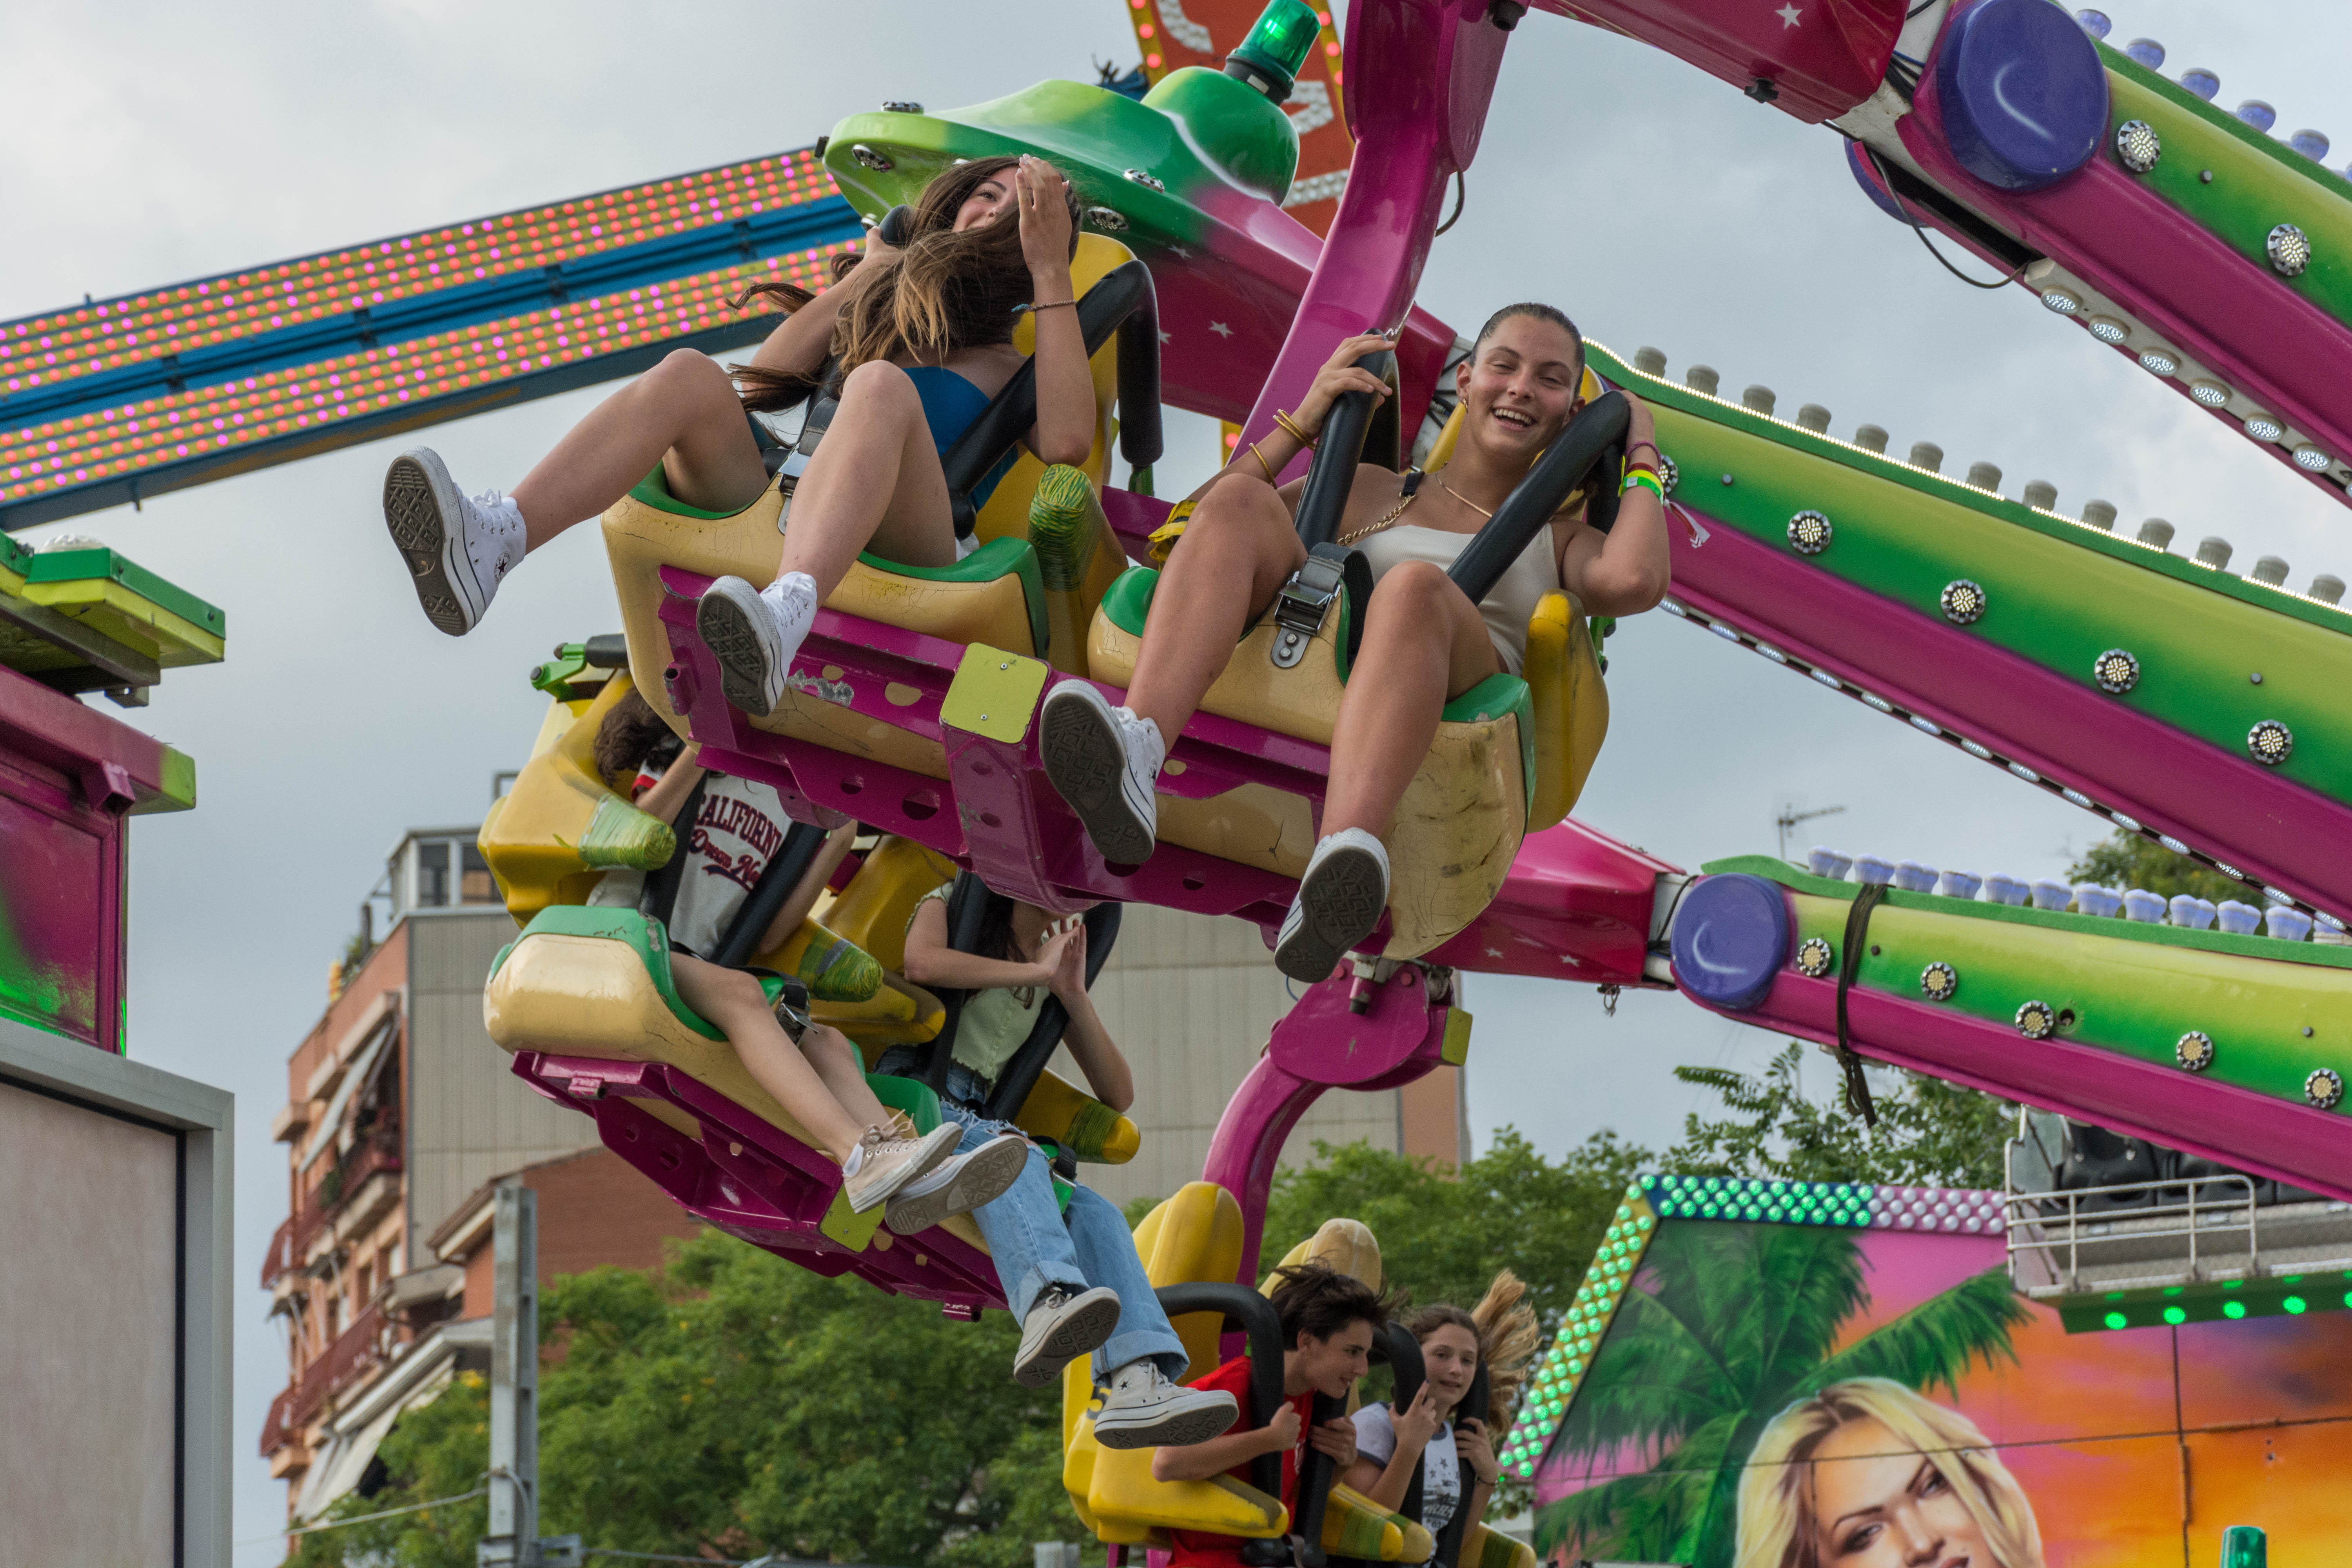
[1621,469,1665,499]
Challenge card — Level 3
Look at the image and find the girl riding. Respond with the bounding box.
[383,154,1095,723]
[883,883,1239,1449]
[1342,1271,1539,1563]
[1038,304,1670,983]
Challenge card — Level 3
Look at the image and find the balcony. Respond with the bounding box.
[261,1301,394,1457]
[268,1124,404,1285]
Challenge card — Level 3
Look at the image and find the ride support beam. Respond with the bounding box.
[1238,0,1511,465]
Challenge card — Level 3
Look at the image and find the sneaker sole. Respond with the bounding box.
[695,587,778,719]
[382,452,480,636]
[1040,688,1156,865]
[884,1135,1029,1236]
[1274,842,1389,984]
[1093,1392,1241,1451]
[1013,1287,1122,1388]
[843,1124,964,1214]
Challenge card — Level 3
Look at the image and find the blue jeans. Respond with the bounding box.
[886,1056,1187,1381]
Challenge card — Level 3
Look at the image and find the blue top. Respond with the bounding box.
[904,366,1022,514]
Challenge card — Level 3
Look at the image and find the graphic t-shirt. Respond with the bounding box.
[1167,1356,1314,1568]
[1349,1401,1462,1553]
[587,773,791,958]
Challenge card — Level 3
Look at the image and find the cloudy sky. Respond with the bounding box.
[6,0,2348,1550]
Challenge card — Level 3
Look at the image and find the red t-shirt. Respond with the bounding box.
[1166,1356,1314,1568]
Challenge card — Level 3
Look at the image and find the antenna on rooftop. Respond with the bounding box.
[1777,802,1846,862]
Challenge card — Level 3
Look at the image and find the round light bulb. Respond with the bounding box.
[2087,316,2131,345]
[2189,379,2232,408]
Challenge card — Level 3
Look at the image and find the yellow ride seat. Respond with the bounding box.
[1083,378,1612,957]
[1061,1183,1287,1548]
[603,234,1148,780]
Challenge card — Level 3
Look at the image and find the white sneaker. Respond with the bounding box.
[1273,828,1390,984]
[1013,1284,1123,1387]
[884,1131,1030,1235]
[840,1120,962,1214]
[697,570,818,718]
[382,448,526,636]
[1039,680,1165,864]
[1092,1360,1240,1450]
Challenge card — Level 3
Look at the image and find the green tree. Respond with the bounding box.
[1532,1224,2031,1568]
[2067,826,2244,904]
[1667,1042,2014,1190]
[290,1230,1077,1568]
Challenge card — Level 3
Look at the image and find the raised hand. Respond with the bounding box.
[1265,1399,1304,1453]
[1293,330,1396,439]
[1016,155,1075,283]
[1044,919,1089,1001]
[1394,1378,1445,1452]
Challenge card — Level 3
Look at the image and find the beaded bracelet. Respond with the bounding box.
[1272,409,1318,448]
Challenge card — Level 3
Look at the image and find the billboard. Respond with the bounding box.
[1514,1178,2352,1568]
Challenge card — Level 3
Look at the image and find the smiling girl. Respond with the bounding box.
[1037,304,1668,982]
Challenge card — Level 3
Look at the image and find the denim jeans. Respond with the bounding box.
[881,1053,1186,1381]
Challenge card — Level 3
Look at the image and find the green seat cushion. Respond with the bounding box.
[627,467,1049,657]
[491,903,789,1043]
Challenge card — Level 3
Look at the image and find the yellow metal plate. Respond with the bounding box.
[817,1183,885,1251]
[942,643,1051,744]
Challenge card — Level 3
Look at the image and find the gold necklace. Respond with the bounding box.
[1436,476,1495,519]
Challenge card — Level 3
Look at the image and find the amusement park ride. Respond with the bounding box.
[4,0,2351,1558]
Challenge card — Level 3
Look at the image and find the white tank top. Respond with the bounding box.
[1353,518,1562,676]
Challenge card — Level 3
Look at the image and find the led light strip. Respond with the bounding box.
[1502,1176,2008,1480]
[0,151,831,391]
[1658,594,2344,933]
[0,246,849,506]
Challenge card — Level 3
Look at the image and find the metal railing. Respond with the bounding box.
[2003,1172,2260,1294]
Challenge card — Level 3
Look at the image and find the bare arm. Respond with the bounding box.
[1017,158,1096,468]
[1152,1414,1292,1483]
[901,899,1055,991]
[1179,329,1395,506]
[1454,1418,1499,1538]
[633,744,705,824]
[755,821,858,956]
[1043,925,1133,1112]
[1558,396,1669,616]
[1347,1387,1439,1511]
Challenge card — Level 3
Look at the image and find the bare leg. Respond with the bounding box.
[796,1022,895,1129]
[1321,562,1502,839]
[508,348,771,551]
[766,359,961,593]
[1122,475,1305,749]
[671,955,866,1163]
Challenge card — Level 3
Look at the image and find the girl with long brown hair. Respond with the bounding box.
[381,154,1094,719]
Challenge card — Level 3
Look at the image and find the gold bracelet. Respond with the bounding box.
[1247,442,1276,483]
[1026,298,1076,312]
[1272,409,1318,448]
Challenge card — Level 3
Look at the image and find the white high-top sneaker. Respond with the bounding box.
[839,1120,962,1214]
[696,571,818,718]
[1091,1361,1240,1450]
[381,448,526,636]
[1273,828,1390,984]
[1039,679,1165,865]
[883,1131,1029,1236]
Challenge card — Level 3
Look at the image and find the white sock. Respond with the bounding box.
[840,1142,867,1178]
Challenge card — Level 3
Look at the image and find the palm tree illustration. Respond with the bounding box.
[1532,1221,2029,1567]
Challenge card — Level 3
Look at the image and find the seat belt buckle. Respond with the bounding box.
[1269,556,1346,669]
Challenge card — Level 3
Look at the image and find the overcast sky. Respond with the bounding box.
[6,0,2348,1551]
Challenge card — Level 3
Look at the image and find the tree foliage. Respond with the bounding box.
[1666,1042,2013,1191]
[2066,825,2245,904]
[290,1229,1070,1568]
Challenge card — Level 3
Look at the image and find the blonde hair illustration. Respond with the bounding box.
[1734,1377,2043,1568]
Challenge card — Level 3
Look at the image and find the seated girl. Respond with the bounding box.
[1038,306,1669,982]
[382,154,1094,722]
[1341,1272,1536,1564]
[588,691,1028,1219]
[882,882,1238,1449]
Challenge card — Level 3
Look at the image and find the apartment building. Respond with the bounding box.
[262,827,1467,1519]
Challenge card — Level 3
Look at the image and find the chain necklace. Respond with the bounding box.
[1336,470,1506,546]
